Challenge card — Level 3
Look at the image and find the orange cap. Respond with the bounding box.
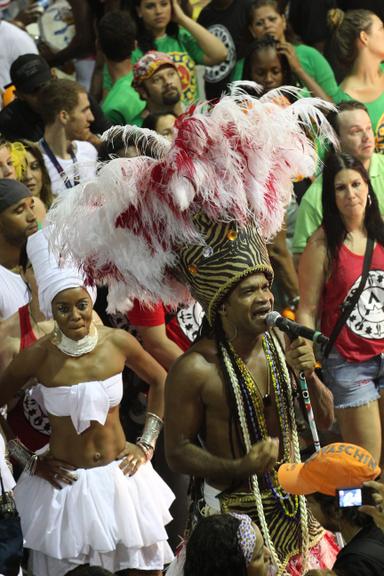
[278,443,381,496]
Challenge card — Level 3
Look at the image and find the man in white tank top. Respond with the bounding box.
[0,179,38,319]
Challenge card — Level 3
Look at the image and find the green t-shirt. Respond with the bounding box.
[337,89,384,153]
[131,28,205,106]
[101,71,146,126]
[230,59,244,83]
[237,43,341,101]
[292,153,384,254]
[294,44,342,102]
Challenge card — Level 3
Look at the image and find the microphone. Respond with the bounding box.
[265,311,329,346]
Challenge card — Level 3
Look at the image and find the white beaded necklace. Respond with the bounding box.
[52,324,98,357]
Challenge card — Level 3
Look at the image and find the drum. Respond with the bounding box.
[38,0,74,52]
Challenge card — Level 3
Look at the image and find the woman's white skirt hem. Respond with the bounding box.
[15,460,175,574]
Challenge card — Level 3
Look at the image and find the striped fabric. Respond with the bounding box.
[175,213,273,324]
[219,489,324,569]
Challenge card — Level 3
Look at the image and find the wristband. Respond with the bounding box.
[7,438,33,468]
[137,412,163,450]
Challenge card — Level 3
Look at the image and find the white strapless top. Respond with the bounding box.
[36,373,123,434]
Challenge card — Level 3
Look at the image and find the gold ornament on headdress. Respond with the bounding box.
[175,213,273,325]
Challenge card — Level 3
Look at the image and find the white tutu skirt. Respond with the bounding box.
[14,460,175,575]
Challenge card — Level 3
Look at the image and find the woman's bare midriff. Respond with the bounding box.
[48,406,126,468]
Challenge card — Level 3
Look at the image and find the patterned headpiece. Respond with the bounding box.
[175,213,273,324]
[48,84,336,319]
[133,50,177,92]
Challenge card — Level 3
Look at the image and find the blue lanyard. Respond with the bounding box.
[40,138,80,190]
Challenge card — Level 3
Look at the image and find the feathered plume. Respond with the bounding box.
[48,83,337,313]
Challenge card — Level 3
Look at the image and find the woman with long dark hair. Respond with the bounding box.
[19,140,53,209]
[297,152,384,463]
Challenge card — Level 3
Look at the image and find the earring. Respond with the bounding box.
[367,194,372,206]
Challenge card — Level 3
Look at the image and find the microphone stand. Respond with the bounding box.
[297,371,321,453]
[286,326,322,453]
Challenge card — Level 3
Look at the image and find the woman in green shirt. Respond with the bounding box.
[246,0,341,102]
[328,8,384,154]
[128,0,227,105]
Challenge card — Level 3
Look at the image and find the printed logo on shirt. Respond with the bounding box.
[23,390,51,435]
[375,112,384,152]
[177,301,204,342]
[346,269,384,339]
[168,51,197,105]
[204,24,236,84]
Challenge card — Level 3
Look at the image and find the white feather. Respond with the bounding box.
[48,85,337,312]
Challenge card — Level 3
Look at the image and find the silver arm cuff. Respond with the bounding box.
[138,412,163,449]
[7,438,33,468]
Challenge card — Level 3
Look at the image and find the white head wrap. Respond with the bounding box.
[27,229,96,319]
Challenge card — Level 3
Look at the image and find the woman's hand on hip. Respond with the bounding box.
[35,455,78,489]
[118,442,146,476]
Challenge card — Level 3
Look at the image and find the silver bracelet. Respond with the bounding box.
[138,412,163,450]
[136,441,154,462]
[24,454,38,476]
[7,438,33,468]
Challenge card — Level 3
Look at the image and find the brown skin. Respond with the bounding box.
[0,263,54,389]
[0,287,167,490]
[0,196,37,273]
[165,273,334,491]
[248,5,331,101]
[0,264,103,405]
[360,480,384,529]
[247,522,271,576]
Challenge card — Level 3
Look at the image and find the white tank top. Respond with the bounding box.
[0,265,29,319]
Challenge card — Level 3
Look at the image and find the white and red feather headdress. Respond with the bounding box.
[48,84,336,317]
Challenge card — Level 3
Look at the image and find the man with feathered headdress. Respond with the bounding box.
[48,84,340,574]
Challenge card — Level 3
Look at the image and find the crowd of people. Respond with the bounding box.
[0,1,383,576]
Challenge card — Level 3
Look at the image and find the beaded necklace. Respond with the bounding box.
[229,336,299,518]
[222,330,310,573]
[52,323,98,357]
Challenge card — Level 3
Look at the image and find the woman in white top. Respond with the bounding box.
[0,231,174,576]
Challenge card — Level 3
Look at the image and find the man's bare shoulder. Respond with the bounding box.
[168,337,218,386]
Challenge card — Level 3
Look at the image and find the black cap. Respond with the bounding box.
[0,179,32,214]
[10,54,51,93]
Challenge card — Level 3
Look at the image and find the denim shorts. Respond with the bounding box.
[322,349,384,409]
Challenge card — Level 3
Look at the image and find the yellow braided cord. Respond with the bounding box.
[269,331,310,571]
[221,345,283,572]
